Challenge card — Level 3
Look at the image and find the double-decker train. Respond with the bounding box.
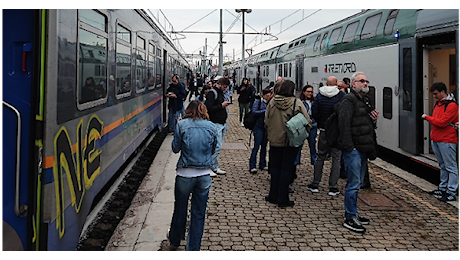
[3,9,189,250]
[225,9,458,170]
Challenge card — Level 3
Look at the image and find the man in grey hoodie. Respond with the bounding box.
[307,76,345,196]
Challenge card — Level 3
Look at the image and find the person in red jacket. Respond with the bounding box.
[422,82,459,202]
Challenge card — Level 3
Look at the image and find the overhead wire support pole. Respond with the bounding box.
[219,9,223,75]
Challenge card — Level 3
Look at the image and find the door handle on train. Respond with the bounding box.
[3,101,28,217]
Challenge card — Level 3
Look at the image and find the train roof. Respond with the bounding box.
[227,9,458,67]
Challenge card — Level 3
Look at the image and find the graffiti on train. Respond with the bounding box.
[53,115,104,238]
[324,62,356,74]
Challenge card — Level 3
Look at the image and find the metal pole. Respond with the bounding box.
[219,9,223,75]
[242,12,245,78]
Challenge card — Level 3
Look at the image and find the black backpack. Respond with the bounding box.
[243,98,262,130]
[325,101,341,148]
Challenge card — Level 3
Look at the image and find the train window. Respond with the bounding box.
[136,36,147,93]
[117,24,131,43]
[116,43,132,98]
[313,35,321,52]
[270,51,275,58]
[367,86,376,110]
[289,43,294,49]
[284,63,287,77]
[300,39,306,44]
[294,41,300,47]
[78,28,108,106]
[361,13,382,40]
[278,64,282,77]
[156,55,162,89]
[342,21,359,43]
[157,47,162,57]
[383,87,393,119]
[79,10,107,32]
[402,48,412,111]
[147,53,155,90]
[320,32,329,50]
[266,66,269,76]
[137,36,145,50]
[289,63,292,77]
[329,27,342,46]
[136,42,146,93]
[384,10,399,35]
[148,43,157,90]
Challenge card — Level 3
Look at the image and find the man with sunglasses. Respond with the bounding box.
[338,72,378,233]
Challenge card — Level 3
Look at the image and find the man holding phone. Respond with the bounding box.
[167,75,187,133]
[205,77,231,177]
[422,82,458,202]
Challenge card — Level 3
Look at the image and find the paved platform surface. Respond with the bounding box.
[106,97,459,251]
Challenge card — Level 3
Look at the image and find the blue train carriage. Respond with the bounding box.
[3,9,189,251]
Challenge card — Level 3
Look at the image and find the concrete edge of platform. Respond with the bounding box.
[106,134,178,251]
[371,158,458,209]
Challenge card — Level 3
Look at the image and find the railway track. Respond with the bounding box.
[77,128,168,250]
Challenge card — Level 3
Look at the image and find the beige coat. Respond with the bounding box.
[265,95,312,147]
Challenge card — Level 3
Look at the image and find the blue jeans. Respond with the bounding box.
[249,126,268,170]
[169,174,211,251]
[343,149,367,220]
[431,141,458,195]
[168,109,181,132]
[212,123,226,170]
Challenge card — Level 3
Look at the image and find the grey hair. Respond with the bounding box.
[351,72,366,83]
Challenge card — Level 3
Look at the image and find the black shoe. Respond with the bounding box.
[278,201,294,208]
[328,188,340,196]
[361,183,371,189]
[356,214,370,225]
[439,193,456,202]
[428,189,444,198]
[343,218,366,233]
[307,184,319,193]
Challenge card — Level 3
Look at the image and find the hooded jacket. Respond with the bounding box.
[311,85,345,129]
[265,95,312,147]
[425,95,459,143]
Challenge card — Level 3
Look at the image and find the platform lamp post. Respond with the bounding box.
[235,9,251,78]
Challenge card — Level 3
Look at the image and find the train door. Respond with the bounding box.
[3,9,42,250]
[398,39,418,154]
[421,33,458,155]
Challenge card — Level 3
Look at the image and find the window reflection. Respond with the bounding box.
[78,28,107,104]
[116,43,132,95]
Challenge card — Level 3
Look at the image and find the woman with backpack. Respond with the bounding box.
[264,80,311,208]
[249,87,273,173]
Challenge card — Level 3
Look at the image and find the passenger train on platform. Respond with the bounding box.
[224,9,458,171]
[3,9,189,250]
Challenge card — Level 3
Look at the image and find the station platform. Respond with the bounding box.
[105,98,459,251]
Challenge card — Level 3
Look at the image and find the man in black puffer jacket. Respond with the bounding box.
[338,72,378,234]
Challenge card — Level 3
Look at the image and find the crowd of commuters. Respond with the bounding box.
[166,71,458,250]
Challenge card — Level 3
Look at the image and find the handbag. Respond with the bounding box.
[285,99,310,147]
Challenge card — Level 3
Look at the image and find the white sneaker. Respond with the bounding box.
[210,172,217,177]
[241,122,244,127]
[213,168,226,175]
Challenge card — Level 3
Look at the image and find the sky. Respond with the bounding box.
[150,9,362,67]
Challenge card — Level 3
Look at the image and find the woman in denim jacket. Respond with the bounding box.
[168,100,218,251]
